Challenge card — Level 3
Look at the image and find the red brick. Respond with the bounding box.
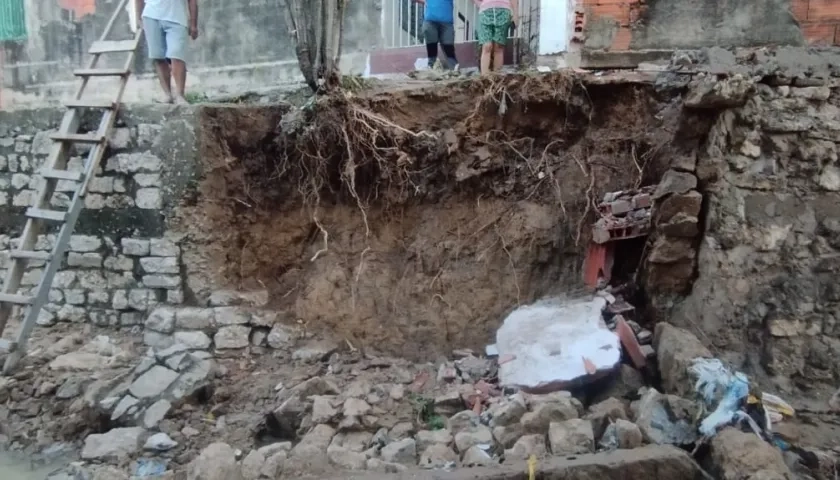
[802,22,837,45]
[611,26,633,50]
[590,3,632,25]
[790,0,809,21]
[808,0,840,21]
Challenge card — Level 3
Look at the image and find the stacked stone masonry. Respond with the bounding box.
[0,106,196,329]
[664,66,840,387]
[0,234,183,326]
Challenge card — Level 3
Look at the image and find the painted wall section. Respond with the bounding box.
[538,0,571,54]
[577,0,840,53]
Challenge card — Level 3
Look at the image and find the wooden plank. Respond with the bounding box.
[73,68,130,77]
[64,99,116,109]
[50,133,105,144]
[9,250,51,261]
[0,0,133,374]
[89,40,137,54]
[26,208,67,222]
[0,294,33,305]
[40,168,83,182]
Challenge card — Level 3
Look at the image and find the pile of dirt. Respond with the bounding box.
[174,72,683,360]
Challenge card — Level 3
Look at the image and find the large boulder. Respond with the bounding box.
[653,322,712,397]
[710,428,792,480]
[187,442,242,480]
[80,427,145,462]
[632,388,699,446]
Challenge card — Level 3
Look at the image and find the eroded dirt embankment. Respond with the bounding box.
[174,73,687,360]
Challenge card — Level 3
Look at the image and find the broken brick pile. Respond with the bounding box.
[583,186,654,288]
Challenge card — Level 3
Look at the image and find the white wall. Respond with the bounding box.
[538,0,572,54]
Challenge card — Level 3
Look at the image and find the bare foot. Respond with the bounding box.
[154,93,174,104]
[173,95,189,105]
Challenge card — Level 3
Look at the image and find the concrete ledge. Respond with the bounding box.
[329,445,704,480]
[581,49,674,69]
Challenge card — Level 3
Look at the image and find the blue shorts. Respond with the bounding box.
[143,17,188,61]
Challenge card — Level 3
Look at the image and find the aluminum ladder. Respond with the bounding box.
[0,0,141,374]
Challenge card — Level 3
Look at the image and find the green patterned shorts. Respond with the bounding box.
[478,7,511,45]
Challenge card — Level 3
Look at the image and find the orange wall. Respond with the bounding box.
[579,0,839,51]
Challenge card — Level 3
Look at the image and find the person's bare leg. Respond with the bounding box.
[153,59,173,103]
[493,43,505,72]
[481,43,493,76]
[170,59,187,103]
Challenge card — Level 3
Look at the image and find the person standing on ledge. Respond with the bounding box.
[415,0,458,70]
[474,0,516,75]
[136,0,199,104]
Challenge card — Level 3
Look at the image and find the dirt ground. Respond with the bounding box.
[172,71,676,360]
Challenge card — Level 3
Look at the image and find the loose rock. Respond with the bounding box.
[462,445,496,467]
[548,419,594,455]
[710,428,792,480]
[81,427,145,462]
[419,444,458,469]
[505,434,547,460]
[187,442,243,480]
[380,438,417,465]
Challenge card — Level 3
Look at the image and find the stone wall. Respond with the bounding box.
[0,105,197,328]
[659,52,840,389]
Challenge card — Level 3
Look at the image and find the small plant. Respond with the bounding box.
[185,92,208,104]
[408,393,445,429]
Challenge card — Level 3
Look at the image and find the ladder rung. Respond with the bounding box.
[0,293,33,306]
[10,250,51,261]
[41,168,83,182]
[50,133,105,144]
[74,68,130,77]
[65,99,116,110]
[0,339,16,353]
[88,40,137,54]
[26,208,67,222]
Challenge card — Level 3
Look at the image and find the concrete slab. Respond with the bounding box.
[496,296,620,394]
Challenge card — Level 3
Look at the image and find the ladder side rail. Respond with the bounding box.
[0,0,130,337]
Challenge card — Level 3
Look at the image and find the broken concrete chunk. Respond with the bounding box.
[505,434,547,461]
[521,401,581,435]
[144,432,177,451]
[415,429,453,453]
[292,340,338,363]
[653,170,699,200]
[486,393,527,427]
[129,365,179,399]
[419,443,458,469]
[187,442,242,480]
[447,410,480,434]
[653,322,712,397]
[311,396,338,424]
[462,445,496,467]
[326,445,367,470]
[81,427,145,461]
[453,425,493,453]
[710,428,792,480]
[684,75,754,109]
[380,438,416,465]
[492,424,525,449]
[632,388,699,446]
[497,297,619,393]
[601,418,644,449]
[548,419,594,455]
[584,397,628,439]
